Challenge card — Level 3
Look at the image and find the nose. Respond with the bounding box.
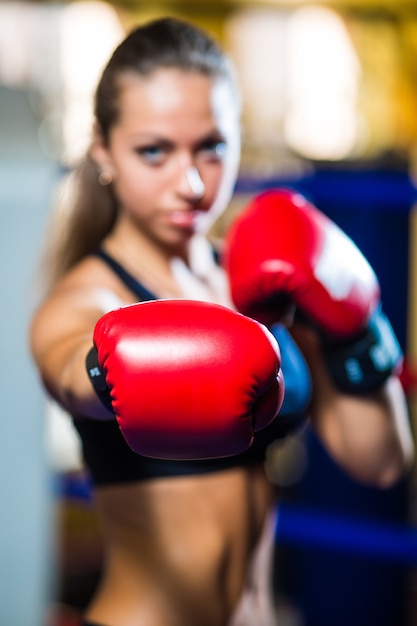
[178,166,205,201]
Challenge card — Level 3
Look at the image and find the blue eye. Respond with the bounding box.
[199,141,227,160]
[136,145,165,165]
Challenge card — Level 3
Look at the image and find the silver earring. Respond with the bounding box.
[98,170,113,186]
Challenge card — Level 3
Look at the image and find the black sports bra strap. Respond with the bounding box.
[93,248,157,302]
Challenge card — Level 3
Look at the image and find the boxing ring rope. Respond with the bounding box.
[275,502,417,565]
[55,470,417,565]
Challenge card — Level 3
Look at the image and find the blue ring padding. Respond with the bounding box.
[275,502,417,564]
[234,169,417,211]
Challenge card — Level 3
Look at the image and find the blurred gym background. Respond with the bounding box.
[1,0,417,625]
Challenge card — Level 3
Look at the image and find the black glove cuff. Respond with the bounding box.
[85,346,114,413]
[322,307,403,394]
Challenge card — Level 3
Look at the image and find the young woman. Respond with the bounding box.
[30,16,413,626]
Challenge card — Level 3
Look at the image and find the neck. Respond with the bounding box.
[102,214,232,307]
[103,217,189,298]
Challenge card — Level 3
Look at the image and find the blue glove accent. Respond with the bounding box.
[270,323,312,416]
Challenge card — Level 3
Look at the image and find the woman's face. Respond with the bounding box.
[92,68,241,248]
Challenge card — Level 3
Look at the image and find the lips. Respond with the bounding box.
[168,210,200,228]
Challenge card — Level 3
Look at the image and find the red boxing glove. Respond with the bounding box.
[224,188,379,336]
[224,189,402,393]
[87,299,284,459]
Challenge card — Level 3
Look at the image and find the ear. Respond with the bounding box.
[90,122,113,173]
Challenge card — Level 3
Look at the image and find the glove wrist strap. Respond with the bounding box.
[322,307,403,394]
[86,346,114,412]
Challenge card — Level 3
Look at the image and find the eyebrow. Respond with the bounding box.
[131,129,226,149]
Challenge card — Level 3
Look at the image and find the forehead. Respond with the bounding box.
[115,68,239,136]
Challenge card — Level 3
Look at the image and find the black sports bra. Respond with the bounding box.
[93,248,158,301]
[74,248,276,486]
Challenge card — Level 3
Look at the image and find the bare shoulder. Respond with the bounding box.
[29,255,126,363]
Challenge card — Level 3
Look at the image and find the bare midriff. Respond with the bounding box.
[84,463,273,626]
